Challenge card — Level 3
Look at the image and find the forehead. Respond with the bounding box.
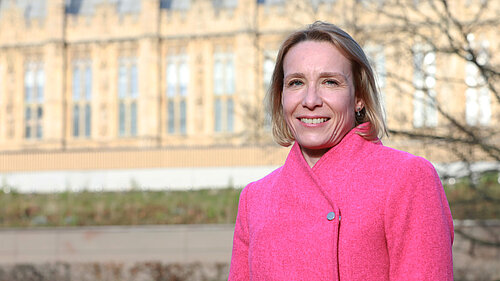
[283,40,351,74]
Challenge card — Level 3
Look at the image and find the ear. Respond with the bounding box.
[355,97,365,111]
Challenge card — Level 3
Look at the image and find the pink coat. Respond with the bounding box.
[229,126,454,280]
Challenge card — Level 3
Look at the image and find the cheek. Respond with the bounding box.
[281,97,298,133]
[281,95,295,117]
[327,96,355,114]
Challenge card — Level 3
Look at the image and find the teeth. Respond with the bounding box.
[300,118,328,124]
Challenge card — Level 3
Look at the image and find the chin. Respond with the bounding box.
[299,142,334,151]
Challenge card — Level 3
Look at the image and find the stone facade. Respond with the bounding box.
[0,0,498,180]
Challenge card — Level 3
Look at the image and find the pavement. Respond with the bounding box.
[0,224,235,264]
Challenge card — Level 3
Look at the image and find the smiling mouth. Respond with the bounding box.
[299,117,330,124]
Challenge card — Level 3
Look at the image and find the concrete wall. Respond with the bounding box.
[0,166,280,192]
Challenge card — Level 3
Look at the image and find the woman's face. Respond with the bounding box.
[282,40,363,165]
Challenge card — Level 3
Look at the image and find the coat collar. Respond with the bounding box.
[285,123,378,171]
[280,123,380,207]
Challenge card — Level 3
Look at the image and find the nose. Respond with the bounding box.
[301,85,322,109]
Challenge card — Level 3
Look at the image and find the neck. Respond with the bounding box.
[300,146,332,168]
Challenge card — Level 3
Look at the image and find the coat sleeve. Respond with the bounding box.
[384,156,454,281]
[228,184,251,280]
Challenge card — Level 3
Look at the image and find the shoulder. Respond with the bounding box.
[237,166,284,223]
[371,145,444,204]
[355,141,441,190]
[384,146,438,177]
[240,166,283,199]
[366,142,437,174]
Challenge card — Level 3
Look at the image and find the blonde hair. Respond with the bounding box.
[267,21,387,147]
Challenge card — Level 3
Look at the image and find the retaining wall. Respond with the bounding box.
[0,221,498,280]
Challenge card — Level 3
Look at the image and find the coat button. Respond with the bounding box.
[327,212,335,221]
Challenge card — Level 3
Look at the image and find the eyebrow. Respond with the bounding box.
[284,72,305,81]
[284,72,348,81]
[318,72,348,80]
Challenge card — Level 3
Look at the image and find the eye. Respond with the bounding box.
[287,79,303,87]
[324,79,340,86]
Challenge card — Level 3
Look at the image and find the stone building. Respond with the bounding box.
[0,0,498,191]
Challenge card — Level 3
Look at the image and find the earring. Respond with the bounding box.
[356,107,361,117]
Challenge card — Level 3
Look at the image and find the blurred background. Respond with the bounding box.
[0,0,498,280]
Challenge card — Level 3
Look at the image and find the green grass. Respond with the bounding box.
[444,172,500,220]
[0,187,242,227]
[0,172,498,228]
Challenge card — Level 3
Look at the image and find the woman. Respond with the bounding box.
[229,21,453,280]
